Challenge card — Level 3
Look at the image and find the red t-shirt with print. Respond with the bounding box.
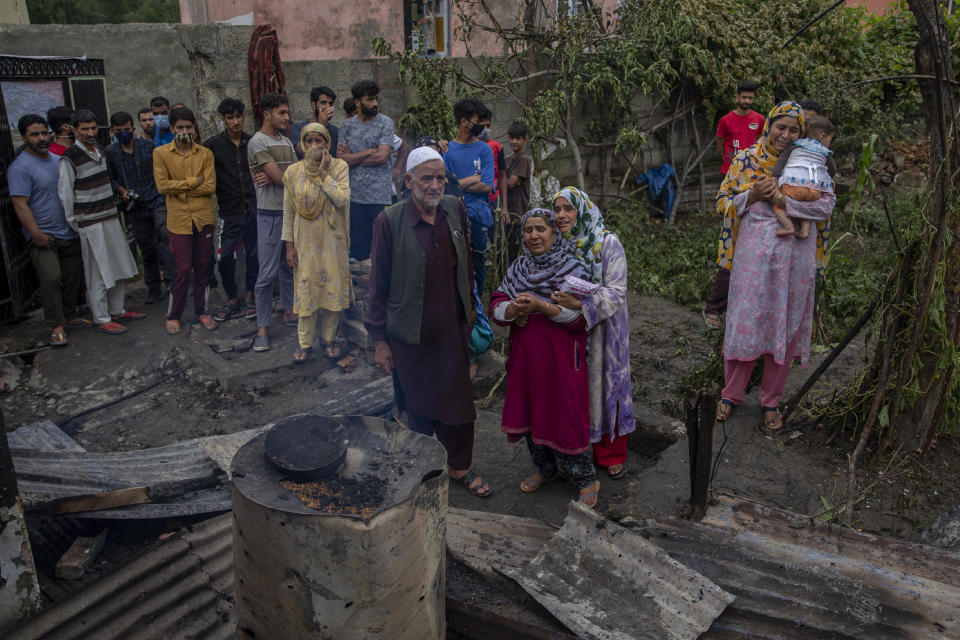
[717,110,764,175]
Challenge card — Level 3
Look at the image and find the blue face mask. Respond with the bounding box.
[116,130,134,144]
[154,114,169,130]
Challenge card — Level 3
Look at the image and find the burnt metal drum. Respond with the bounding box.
[264,415,349,479]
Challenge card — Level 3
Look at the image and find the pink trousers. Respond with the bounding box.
[722,340,797,409]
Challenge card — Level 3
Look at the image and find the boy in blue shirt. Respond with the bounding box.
[444,98,494,292]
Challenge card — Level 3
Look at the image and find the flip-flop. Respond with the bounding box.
[520,472,558,493]
[716,399,735,421]
[607,464,626,480]
[703,310,721,330]
[321,342,341,359]
[578,481,600,508]
[165,319,181,335]
[198,314,218,331]
[49,329,69,347]
[456,470,493,498]
[97,322,127,335]
[292,346,313,364]
[66,317,93,328]
[112,311,146,321]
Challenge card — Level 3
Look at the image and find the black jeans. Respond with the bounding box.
[127,209,161,294]
[153,203,175,289]
[217,212,259,300]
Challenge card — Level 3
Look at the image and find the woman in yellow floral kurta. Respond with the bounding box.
[282,123,351,362]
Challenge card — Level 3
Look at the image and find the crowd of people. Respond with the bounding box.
[8,74,834,506]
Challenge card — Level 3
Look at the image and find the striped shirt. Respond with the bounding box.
[247,131,296,211]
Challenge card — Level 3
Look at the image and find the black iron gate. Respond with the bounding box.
[0,55,107,320]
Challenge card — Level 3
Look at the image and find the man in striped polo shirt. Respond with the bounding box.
[58,109,143,335]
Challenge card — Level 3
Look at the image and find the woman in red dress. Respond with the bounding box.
[490,208,599,507]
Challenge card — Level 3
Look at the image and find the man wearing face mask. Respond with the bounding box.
[290,85,339,160]
[106,111,164,304]
[443,98,494,292]
[151,96,174,148]
[59,109,142,335]
[153,106,218,335]
[337,79,395,261]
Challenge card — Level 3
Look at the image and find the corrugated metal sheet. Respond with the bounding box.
[11,443,225,508]
[8,514,235,640]
[640,495,960,639]
[502,501,734,640]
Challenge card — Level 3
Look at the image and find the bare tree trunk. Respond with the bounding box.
[565,93,586,191]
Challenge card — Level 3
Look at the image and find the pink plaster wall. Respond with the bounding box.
[845,0,895,15]
[253,0,403,61]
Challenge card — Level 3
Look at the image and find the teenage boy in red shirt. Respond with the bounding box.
[715,80,764,176]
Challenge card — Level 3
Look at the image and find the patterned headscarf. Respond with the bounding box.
[715,101,806,269]
[553,186,609,283]
[496,208,589,301]
[283,123,333,221]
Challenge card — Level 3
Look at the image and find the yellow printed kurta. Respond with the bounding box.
[714,102,830,279]
[281,158,352,315]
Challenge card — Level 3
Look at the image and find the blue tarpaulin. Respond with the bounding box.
[636,164,677,218]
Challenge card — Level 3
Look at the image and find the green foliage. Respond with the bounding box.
[372,37,458,141]
[27,0,179,23]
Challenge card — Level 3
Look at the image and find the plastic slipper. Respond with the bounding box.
[292,346,313,364]
[49,329,69,347]
[456,470,493,498]
[607,464,626,480]
[763,406,783,431]
[112,311,146,321]
[703,310,721,330]
[716,399,735,421]
[66,317,93,328]
[520,472,558,493]
[578,481,600,508]
[97,322,127,335]
[198,314,218,331]
[165,319,181,335]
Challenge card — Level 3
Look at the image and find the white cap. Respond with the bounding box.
[405,146,444,173]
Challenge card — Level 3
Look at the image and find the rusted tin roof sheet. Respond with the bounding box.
[640,495,960,639]
[502,501,734,640]
[8,514,235,640]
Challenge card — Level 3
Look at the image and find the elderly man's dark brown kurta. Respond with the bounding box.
[364,195,475,467]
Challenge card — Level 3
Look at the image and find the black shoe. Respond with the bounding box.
[145,290,165,305]
[214,301,242,322]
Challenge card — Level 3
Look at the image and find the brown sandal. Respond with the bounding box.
[716,399,734,421]
[763,407,783,431]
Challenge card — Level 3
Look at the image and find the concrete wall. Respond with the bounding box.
[0,23,253,140]
[0,21,717,210]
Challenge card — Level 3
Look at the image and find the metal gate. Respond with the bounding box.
[0,55,107,320]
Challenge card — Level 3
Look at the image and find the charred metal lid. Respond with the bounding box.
[264,415,349,479]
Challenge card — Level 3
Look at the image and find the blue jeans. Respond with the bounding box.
[253,210,294,327]
[470,217,488,294]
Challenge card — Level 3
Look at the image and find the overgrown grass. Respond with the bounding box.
[604,193,909,342]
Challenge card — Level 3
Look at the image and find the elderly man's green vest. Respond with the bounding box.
[384,195,472,345]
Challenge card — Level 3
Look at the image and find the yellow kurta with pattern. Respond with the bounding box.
[281,158,352,315]
[715,102,830,279]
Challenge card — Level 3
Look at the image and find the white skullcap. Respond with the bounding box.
[405,146,444,173]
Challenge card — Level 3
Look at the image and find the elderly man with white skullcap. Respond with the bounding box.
[363,147,492,498]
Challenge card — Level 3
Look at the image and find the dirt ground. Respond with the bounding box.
[2,279,957,543]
